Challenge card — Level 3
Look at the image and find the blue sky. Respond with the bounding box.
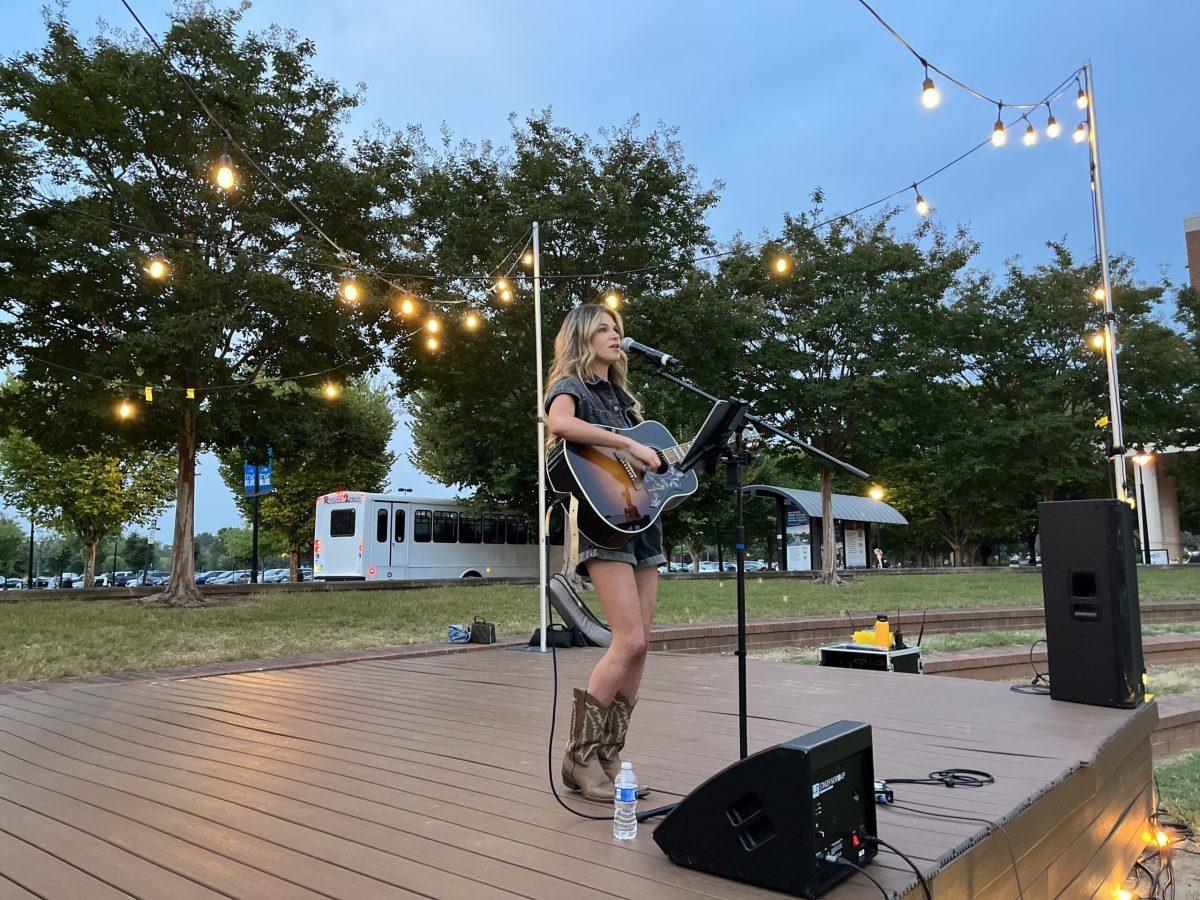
[3,1,1197,538]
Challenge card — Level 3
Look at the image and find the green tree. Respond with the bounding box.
[0,7,411,604]
[402,113,720,518]
[719,199,975,580]
[217,378,396,580]
[0,516,27,579]
[0,430,175,586]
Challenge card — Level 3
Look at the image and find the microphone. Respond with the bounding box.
[620,337,680,368]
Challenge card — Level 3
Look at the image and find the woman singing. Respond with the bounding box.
[545,303,663,802]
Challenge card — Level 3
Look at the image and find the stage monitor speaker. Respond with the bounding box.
[1038,499,1145,709]
[652,720,876,898]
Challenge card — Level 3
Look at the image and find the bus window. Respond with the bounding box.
[506,515,528,545]
[459,514,482,544]
[376,508,388,543]
[414,509,432,542]
[394,509,405,542]
[433,510,458,543]
[330,509,356,537]
[482,514,503,544]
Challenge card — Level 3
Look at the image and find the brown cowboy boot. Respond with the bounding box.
[599,692,649,798]
[561,688,614,803]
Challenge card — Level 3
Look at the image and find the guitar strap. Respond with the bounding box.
[545,496,585,589]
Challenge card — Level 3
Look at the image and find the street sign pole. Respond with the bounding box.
[251,467,260,584]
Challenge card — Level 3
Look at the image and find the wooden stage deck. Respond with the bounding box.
[0,647,1155,899]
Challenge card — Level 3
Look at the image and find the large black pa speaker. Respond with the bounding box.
[652,721,876,898]
[1038,499,1145,708]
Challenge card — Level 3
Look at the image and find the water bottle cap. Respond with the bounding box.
[621,761,632,769]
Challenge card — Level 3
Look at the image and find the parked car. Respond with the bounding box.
[135,570,169,586]
[262,568,289,583]
[698,561,719,573]
[204,570,235,584]
[298,566,312,581]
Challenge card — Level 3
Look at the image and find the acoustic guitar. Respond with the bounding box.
[547,420,700,550]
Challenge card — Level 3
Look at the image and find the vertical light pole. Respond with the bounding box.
[1084,60,1127,502]
[532,222,549,652]
[26,518,34,590]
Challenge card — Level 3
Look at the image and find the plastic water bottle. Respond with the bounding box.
[613,761,638,840]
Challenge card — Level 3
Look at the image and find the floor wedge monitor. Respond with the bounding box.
[1038,499,1145,709]
[652,720,876,898]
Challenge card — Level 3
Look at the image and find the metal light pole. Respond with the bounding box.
[26,519,34,590]
[533,222,549,653]
[1084,60,1128,502]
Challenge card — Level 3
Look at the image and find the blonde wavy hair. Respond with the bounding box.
[544,304,643,448]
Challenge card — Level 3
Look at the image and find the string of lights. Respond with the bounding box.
[30,0,1093,424]
[854,0,1082,112]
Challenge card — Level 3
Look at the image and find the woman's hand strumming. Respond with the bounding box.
[626,441,663,472]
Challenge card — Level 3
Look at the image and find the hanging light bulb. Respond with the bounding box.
[145,256,169,279]
[1093,286,1107,302]
[603,291,622,310]
[1023,118,1038,146]
[464,311,480,330]
[920,65,940,109]
[214,153,237,190]
[426,316,441,334]
[1076,85,1088,109]
[338,276,360,303]
[991,103,1007,147]
[322,382,341,400]
[772,253,792,276]
[868,485,885,501]
[912,184,930,217]
[521,251,534,268]
[397,294,417,318]
[1074,121,1088,143]
[500,287,513,302]
[426,335,440,352]
[1045,104,1061,138]
[1089,332,1107,351]
[116,400,135,420]
[494,277,510,294]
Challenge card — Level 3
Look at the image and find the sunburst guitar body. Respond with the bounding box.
[547,420,700,550]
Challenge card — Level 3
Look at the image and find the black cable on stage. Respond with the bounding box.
[882,768,994,789]
[834,857,889,899]
[545,592,610,822]
[1010,638,1052,695]
[866,836,932,900]
[889,802,1025,900]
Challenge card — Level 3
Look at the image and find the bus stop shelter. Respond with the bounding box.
[744,484,908,571]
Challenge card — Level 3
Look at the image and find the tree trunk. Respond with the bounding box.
[683,539,700,572]
[289,548,300,583]
[815,467,844,586]
[83,537,99,588]
[145,409,204,606]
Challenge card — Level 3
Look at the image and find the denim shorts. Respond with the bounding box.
[577,519,666,576]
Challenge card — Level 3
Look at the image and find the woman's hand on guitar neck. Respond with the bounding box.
[623,438,664,472]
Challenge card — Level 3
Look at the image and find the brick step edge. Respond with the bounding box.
[648,600,1200,654]
[925,633,1200,680]
[1153,691,1200,758]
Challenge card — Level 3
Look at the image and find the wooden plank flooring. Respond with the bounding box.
[0,648,1154,899]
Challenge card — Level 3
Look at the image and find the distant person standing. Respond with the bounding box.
[874,547,884,569]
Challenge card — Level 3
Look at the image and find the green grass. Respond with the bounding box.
[1,567,1199,684]
[1157,751,1200,827]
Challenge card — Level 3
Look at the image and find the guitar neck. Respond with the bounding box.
[658,440,694,468]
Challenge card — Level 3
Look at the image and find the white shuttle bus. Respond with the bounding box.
[313,491,561,581]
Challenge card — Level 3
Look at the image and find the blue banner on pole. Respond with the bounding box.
[243,459,273,496]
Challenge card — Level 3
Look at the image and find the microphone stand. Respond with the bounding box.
[645,366,869,762]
